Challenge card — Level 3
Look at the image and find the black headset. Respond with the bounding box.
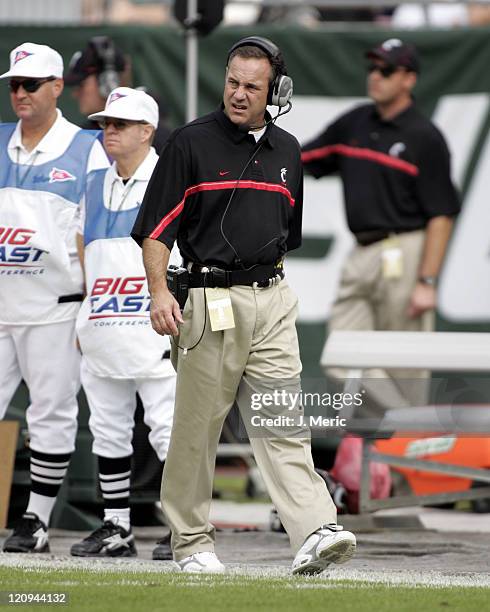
[90,36,121,99]
[227,36,293,108]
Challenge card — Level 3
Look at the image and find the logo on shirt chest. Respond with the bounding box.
[49,167,76,183]
[388,142,407,158]
[280,167,288,184]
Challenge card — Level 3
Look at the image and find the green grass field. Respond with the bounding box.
[0,567,488,612]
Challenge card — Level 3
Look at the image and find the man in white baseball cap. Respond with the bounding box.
[0,42,63,80]
[71,87,178,561]
[0,42,109,554]
[88,85,159,128]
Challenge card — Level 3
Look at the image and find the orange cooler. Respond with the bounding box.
[375,435,490,495]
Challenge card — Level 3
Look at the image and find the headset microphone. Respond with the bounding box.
[237,101,293,134]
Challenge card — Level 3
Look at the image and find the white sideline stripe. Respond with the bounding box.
[31,475,64,485]
[99,471,131,481]
[30,466,67,478]
[102,491,129,499]
[100,478,130,492]
[0,556,488,588]
[31,458,70,468]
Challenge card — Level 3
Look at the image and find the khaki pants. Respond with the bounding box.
[329,229,434,410]
[163,280,336,561]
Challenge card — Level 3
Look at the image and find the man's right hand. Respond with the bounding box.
[150,287,184,336]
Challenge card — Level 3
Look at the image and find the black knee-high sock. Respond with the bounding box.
[26,449,71,525]
[97,455,131,530]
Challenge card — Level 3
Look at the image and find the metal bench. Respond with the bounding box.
[321,330,490,512]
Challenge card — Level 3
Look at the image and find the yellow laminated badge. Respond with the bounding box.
[205,287,235,331]
[381,238,403,279]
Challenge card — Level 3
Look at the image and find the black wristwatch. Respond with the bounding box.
[418,275,437,287]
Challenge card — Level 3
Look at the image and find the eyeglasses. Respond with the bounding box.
[366,64,399,78]
[98,119,147,130]
[9,77,56,93]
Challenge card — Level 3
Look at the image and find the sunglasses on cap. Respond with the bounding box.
[98,118,148,130]
[9,77,56,93]
[366,64,401,78]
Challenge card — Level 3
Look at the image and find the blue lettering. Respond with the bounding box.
[89,296,100,313]
[95,296,119,313]
[9,247,31,263]
[32,248,47,262]
[90,295,151,314]
[121,296,145,312]
[0,246,47,264]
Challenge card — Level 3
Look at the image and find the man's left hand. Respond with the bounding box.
[407,282,436,318]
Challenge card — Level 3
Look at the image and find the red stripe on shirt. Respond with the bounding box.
[301,144,419,177]
[149,199,185,240]
[149,180,295,240]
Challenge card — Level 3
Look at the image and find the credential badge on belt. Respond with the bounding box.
[205,287,235,331]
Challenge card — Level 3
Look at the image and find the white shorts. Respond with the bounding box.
[81,358,176,461]
[0,320,80,454]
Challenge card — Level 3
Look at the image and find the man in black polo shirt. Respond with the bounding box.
[302,38,460,407]
[132,36,356,575]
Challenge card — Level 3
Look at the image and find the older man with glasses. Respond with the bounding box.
[0,42,109,554]
[70,87,178,559]
[302,39,460,410]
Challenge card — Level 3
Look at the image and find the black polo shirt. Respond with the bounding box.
[301,103,460,234]
[132,106,303,269]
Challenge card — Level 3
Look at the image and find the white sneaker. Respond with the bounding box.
[292,524,356,576]
[177,552,225,574]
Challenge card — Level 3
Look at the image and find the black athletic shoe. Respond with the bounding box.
[2,512,50,553]
[70,521,137,558]
[152,532,172,560]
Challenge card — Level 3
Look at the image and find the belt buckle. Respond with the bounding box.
[209,266,229,288]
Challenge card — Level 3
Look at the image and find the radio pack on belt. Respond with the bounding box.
[166,265,189,310]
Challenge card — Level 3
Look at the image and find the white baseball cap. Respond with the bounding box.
[88,87,159,129]
[0,42,63,79]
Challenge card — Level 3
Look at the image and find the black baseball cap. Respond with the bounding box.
[65,40,126,86]
[366,38,420,73]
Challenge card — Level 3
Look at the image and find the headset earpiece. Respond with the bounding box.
[90,36,120,99]
[227,36,293,108]
[270,74,293,108]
